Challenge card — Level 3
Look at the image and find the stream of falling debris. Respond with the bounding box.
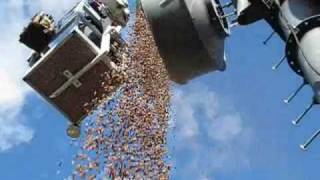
[68,8,171,180]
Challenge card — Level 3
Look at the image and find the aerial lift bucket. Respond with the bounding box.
[140,0,230,84]
[21,1,127,138]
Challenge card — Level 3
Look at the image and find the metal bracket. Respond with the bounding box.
[63,70,82,88]
[50,69,83,99]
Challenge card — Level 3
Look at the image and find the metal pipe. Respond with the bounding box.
[284,80,306,104]
[292,101,314,126]
[300,129,320,150]
[272,55,286,70]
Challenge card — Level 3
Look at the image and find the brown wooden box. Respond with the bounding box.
[24,31,110,124]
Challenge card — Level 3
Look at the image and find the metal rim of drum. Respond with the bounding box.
[285,15,320,77]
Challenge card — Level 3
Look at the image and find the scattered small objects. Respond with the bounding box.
[70,7,171,179]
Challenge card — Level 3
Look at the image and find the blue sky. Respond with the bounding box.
[1,0,320,180]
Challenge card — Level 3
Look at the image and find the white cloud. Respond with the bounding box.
[24,0,80,18]
[171,83,253,179]
[0,115,33,151]
[208,114,243,142]
[172,90,200,139]
[0,0,78,151]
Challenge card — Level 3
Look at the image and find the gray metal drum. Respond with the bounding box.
[297,25,320,103]
[279,0,320,37]
[278,0,320,102]
[140,0,229,84]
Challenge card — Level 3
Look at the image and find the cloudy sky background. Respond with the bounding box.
[1,0,320,179]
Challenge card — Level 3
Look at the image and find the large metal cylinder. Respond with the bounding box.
[277,0,320,103]
[297,25,320,102]
[140,0,229,84]
[279,0,320,37]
